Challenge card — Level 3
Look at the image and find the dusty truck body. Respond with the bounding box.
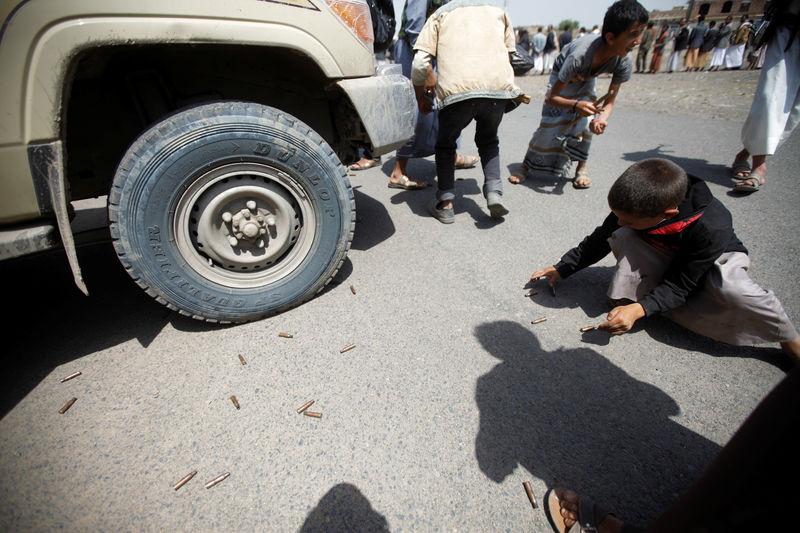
[0,0,414,322]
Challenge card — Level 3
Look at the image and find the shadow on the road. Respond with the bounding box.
[0,242,220,418]
[621,146,734,188]
[299,482,390,532]
[473,320,721,526]
[351,187,396,251]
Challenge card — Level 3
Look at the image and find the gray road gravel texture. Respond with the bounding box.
[1,70,798,531]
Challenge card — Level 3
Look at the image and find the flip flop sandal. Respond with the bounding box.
[732,171,763,194]
[454,154,479,169]
[572,169,591,189]
[349,159,379,171]
[388,175,427,190]
[544,488,612,533]
[730,156,751,179]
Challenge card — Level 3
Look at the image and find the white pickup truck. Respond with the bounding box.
[0,0,415,322]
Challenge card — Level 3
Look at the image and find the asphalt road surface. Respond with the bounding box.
[1,69,798,531]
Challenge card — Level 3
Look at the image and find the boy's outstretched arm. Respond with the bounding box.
[530,266,561,287]
[599,302,646,334]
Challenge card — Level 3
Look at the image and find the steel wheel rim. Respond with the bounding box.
[174,162,316,288]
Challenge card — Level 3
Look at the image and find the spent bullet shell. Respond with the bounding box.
[278,332,293,338]
[531,317,547,325]
[340,343,356,353]
[350,284,356,295]
[524,291,538,297]
[296,400,315,414]
[204,472,230,489]
[522,481,538,509]
[304,411,323,418]
[550,285,556,297]
[59,397,77,414]
[580,326,597,332]
[173,470,197,491]
[238,354,247,365]
[60,371,82,383]
[230,395,240,410]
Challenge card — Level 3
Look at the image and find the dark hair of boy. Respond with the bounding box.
[607,158,689,217]
[647,21,654,28]
[709,20,716,28]
[601,0,649,40]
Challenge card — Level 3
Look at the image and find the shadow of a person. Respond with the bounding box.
[620,145,732,188]
[299,483,390,533]
[473,320,721,525]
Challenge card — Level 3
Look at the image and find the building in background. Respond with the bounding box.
[649,1,766,27]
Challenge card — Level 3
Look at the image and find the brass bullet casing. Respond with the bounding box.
[278,332,293,338]
[580,326,597,332]
[340,344,356,353]
[230,395,240,410]
[60,371,82,383]
[350,284,356,295]
[173,470,197,491]
[238,354,247,365]
[304,411,323,418]
[204,472,230,489]
[531,317,547,325]
[522,481,538,509]
[59,397,77,414]
[524,291,538,297]
[296,400,315,414]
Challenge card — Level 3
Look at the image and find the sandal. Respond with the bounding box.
[544,488,611,533]
[573,168,591,189]
[349,158,379,171]
[508,165,528,184]
[454,154,479,169]
[732,170,763,194]
[730,155,751,179]
[388,175,427,190]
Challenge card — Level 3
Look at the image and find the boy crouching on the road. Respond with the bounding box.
[530,158,800,360]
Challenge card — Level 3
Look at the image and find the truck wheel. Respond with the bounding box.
[109,101,354,323]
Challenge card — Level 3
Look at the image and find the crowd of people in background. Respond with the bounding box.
[514,12,767,75]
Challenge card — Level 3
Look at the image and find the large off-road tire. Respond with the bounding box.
[109,101,354,323]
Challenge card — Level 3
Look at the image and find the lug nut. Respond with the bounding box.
[228,237,239,246]
[221,212,232,223]
[246,200,257,210]
[243,222,260,238]
[265,215,277,227]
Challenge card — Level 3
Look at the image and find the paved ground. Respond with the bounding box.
[1,68,797,532]
[515,68,760,121]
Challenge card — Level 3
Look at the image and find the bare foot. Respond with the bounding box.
[546,488,625,533]
[508,165,528,184]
